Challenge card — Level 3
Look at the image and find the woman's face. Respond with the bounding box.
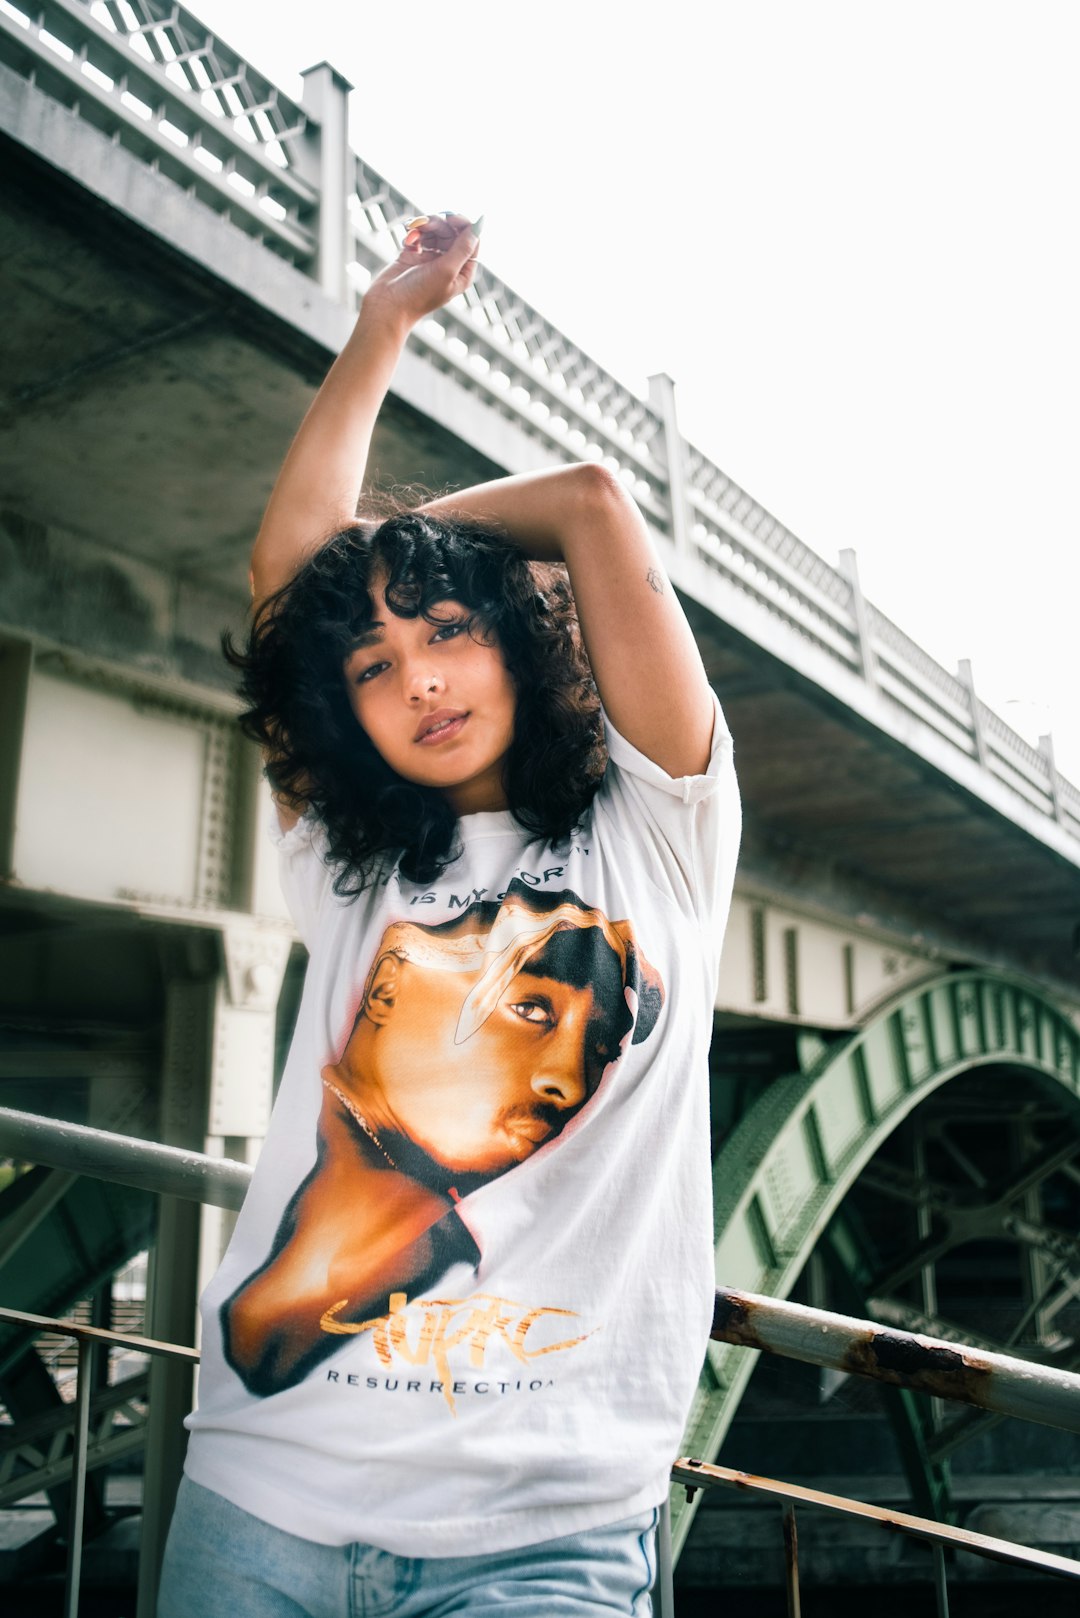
[342,580,516,815]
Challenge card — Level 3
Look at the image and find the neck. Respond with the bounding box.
[322,1076,399,1170]
[446,768,510,817]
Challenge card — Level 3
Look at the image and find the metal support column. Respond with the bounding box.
[656,1493,676,1618]
[0,634,33,878]
[914,1121,943,1434]
[62,1336,97,1618]
[782,1502,802,1618]
[136,1193,201,1618]
[932,1542,951,1618]
[136,956,217,1618]
[1017,1119,1053,1347]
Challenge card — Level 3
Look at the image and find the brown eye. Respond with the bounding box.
[509,999,555,1029]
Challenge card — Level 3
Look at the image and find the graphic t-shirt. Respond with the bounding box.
[185,698,740,1555]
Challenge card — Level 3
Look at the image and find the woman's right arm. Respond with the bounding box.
[249,214,480,610]
[248,214,479,828]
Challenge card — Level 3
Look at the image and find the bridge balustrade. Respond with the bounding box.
[1,0,1077,852]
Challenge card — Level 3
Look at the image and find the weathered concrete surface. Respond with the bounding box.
[3,100,1080,995]
[0,129,500,621]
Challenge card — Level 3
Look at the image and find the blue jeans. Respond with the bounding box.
[159,1477,657,1617]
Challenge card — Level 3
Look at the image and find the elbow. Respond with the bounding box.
[568,460,634,515]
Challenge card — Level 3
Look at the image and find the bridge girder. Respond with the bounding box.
[677,968,1080,1554]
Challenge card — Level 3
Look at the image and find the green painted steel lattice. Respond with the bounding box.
[673,970,1080,1555]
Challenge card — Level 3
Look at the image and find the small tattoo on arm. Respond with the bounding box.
[646,567,664,595]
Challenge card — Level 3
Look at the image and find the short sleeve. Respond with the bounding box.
[268,805,338,952]
[596,692,741,934]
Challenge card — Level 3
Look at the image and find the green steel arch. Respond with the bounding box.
[674,969,1080,1552]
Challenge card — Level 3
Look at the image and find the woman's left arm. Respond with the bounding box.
[423,463,715,777]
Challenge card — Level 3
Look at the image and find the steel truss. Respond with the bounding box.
[682,968,1080,1552]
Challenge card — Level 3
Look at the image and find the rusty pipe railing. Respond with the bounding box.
[5,1104,1080,1435]
[710,1285,1080,1437]
[4,1104,1080,1614]
[5,1302,1078,1618]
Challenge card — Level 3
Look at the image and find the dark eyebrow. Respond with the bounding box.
[344,623,386,653]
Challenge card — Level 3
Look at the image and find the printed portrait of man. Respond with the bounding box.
[223,880,664,1397]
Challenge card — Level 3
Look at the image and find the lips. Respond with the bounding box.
[414,709,468,744]
[503,1118,553,1160]
[504,1116,553,1144]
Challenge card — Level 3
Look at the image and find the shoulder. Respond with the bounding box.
[270,803,396,951]
[594,693,740,920]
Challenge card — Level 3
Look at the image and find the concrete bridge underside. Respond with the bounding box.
[3,135,1079,1003]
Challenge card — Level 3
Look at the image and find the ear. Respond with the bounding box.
[364,952,402,1026]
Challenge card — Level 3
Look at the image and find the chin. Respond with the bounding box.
[390,1131,516,1192]
[439,1150,520,1176]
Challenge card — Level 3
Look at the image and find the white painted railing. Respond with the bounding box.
[1,0,1076,843]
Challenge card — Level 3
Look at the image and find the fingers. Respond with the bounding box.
[402,213,477,269]
[380,211,481,315]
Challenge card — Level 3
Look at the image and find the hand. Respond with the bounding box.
[363,213,479,327]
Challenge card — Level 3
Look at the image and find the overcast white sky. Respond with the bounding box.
[200,0,1079,780]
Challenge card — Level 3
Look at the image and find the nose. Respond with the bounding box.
[529,1026,587,1110]
[405,666,445,703]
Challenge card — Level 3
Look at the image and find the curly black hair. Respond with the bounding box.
[224,513,606,894]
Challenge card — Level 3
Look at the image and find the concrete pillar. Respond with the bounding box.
[299,62,355,304]
[957,659,989,770]
[1039,733,1066,826]
[647,372,691,557]
[837,549,877,686]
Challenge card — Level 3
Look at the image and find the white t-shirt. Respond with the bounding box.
[185,697,740,1556]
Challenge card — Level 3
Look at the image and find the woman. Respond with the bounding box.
[161,214,741,1616]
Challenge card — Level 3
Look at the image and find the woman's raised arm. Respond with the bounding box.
[424,465,716,779]
[249,215,480,609]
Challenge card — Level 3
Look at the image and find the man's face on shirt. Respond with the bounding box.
[330,944,621,1178]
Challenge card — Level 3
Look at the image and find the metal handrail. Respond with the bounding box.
[4,1106,1080,1612]
[709,1286,1080,1436]
[669,1458,1080,1600]
[2,1301,1078,1617]
[0,1307,198,1618]
[4,1105,1080,1432]
[0,1105,250,1209]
